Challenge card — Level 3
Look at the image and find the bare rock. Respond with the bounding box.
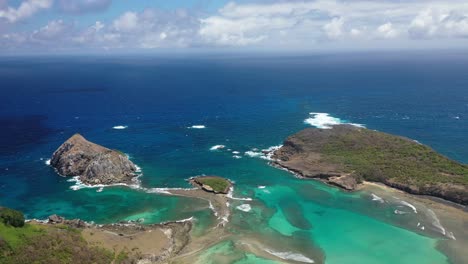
[51,134,137,185]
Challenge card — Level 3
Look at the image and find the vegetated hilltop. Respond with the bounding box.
[273,125,468,205]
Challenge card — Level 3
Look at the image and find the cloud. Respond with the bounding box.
[112,11,139,32]
[409,7,468,38]
[57,0,112,14]
[323,17,345,40]
[0,0,52,23]
[376,22,399,39]
[2,1,468,52]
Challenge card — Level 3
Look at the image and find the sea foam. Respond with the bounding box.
[265,249,314,263]
[113,125,128,130]
[188,125,206,129]
[210,145,225,151]
[236,204,252,212]
[371,193,384,203]
[227,187,252,201]
[304,112,364,129]
[399,200,417,214]
[244,145,282,161]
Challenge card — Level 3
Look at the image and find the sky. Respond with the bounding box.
[0,0,468,54]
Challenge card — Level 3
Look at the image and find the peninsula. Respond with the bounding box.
[272,125,468,205]
[50,134,138,185]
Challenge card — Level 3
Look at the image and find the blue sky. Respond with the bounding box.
[1,0,468,54]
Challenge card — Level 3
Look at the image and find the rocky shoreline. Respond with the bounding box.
[271,125,468,205]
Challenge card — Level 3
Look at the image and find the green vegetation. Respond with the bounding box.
[196,177,231,193]
[321,128,468,187]
[0,207,25,228]
[0,208,130,264]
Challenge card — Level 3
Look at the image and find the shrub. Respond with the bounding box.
[0,208,25,228]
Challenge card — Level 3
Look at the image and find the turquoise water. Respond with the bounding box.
[1,53,467,263]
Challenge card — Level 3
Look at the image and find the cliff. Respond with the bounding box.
[272,125,468,205]
[51,134,138,185]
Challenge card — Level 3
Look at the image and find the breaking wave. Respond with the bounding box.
[371,193,384,203]
[304,112,365,129]
[210,145,225,151]
[112,125,128,130]
[244,145,282,161]
[399,200,418,214]
[236,204,252,212]
[188,125,206,129]
[265,249,314,263]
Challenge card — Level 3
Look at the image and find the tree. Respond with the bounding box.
[0,208,25,228]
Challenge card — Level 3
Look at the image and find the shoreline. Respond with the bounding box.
[271,159,467,210]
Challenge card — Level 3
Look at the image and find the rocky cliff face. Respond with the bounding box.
[51,134,138,185]
[272,125,468,205]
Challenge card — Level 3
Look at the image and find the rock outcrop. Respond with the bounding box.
[51,134,138,185]
[190,176,232,194]
[272,125,468,205]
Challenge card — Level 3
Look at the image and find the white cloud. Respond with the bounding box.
[32,20,69,41]
[0,0,52,23]
[323,17,344,40]
[409,7,468,38]
[2,1,468,52]
[376,22,399,39]
[113,11,139,32]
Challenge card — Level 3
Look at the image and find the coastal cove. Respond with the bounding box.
[1,54,468,263]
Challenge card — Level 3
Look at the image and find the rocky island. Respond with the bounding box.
[50,134,138,185]
[272,125,468,205]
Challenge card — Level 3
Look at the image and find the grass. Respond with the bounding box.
[320,128,468,187]
[0,221,128,264]
[196,177,231,193]
[0,222,45,249]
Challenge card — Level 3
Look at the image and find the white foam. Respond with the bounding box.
[188,125,206,129]
[304,112,364,129]
[399,200,417,213]
[265,249,314,263]
[227,187,253,201]
[232,155,242,159]
[394,209,407,215]
[258,186,266,189]
[210,145,225,151]
[97,187,103,192]
[145,187,196,195]
[453,116,460,120]
[371,193,384,203]
[236,204,252,212]
[232,151,240,155]
[209,201,218,217]
[427,209,447,236]
[45,159,51,166]
[244,145,282,161]
[245,150,263,158]
[113,125,128,130]
[135,165,142,173]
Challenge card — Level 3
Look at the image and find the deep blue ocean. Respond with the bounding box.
[1,51,467,264]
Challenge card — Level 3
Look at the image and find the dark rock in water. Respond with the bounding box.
[51,134,137,185]
[273,125,468,205]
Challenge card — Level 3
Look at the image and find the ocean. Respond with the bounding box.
[1,51,467,263]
